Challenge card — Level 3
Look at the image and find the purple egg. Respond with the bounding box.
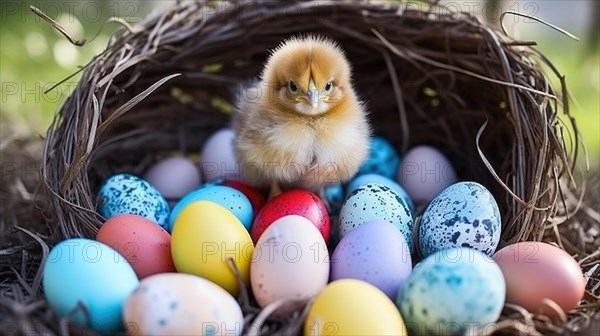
[330,220,412,299]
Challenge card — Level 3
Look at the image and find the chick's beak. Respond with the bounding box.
[307,88,319,108]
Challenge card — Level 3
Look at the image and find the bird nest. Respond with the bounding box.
[27,0,597,334]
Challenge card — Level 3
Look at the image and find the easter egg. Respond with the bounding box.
[304,279,407,336]
[330,220,412,299]
[419,181,501,257]
[356,136,400,179]
[493,242,585,317]
[222,179,266,216]
[397,145,457,205]
[124,273,243,335]
[43,238,139,333]
[200,128,240,182]
[96,214,175,279]
[323,182,344,215]
[396,247,505,335]
[168,185,253,232]
[347,173,414,212]
[338,183,413,250]
[251,215,329,315]
[97,173,170,230]
[251,189,330,243]
[143,156,201,201]
[171,201,253,296]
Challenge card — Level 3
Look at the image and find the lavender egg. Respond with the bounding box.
[418,181,501,257]
[331,220,412,299]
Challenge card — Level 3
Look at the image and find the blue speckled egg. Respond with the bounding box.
[338,183,413,250]
[168,185,253,232]
[98,174,170,230]
[396,247,505,335]
[347,174,414,212]
[356,136,400,179]
[419,181,501,257]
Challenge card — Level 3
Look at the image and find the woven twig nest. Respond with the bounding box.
[41,0,582,333]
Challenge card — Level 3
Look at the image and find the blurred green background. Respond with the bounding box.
[1,0,598,169]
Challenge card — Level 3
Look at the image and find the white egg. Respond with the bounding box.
[397,145,457,206]
[200,128,240,182]
[124,273,244,335]
[250,215,329,316]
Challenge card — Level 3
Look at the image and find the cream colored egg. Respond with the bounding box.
[124,273,243,336]
[251,215,329,315]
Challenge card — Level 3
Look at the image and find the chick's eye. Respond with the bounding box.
[288,81,298,93]
[324,81,333,92]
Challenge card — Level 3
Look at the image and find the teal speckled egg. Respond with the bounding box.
[98,174,170,230]
[396,247,505,335]
[338,183,413,250]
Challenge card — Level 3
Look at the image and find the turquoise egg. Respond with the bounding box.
[396,247,505,335]
[356,136,400,179]
[43,238,139,333]
[338,183,413,250]
[97,173,170,230]
[168,185,253,232]
[347,174,414,212]
[419,181,501,258]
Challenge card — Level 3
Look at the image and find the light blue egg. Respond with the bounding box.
[396,247,505,335]
[43,238,139,333]
[338,183,413,250]
[169,185,253,232]
[419,181,501,258]
[97,174,170,230]
[356,136,400,179]
[347,174,414,212]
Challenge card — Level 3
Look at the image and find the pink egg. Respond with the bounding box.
[493,242,585,317]
[251,189,330,243]
[144,156,201,200]
[397,145,457,205]
[96,214,176,279]
[200,128,240,182]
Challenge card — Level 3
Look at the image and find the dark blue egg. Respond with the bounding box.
[356,136,400,179]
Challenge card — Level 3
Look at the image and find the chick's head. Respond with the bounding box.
[261,35,352,116]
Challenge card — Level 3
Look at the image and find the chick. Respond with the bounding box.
[233,35,370,197]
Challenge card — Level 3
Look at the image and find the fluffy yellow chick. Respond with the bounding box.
[233,35,370,195]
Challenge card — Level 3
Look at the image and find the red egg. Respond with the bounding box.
[222,180,266,216]
[96,214,176,279]
[251,189,330,243]
[493,242,585,317]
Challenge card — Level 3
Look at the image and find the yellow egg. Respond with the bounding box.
[304,279,407,336]
[171,201,254,295]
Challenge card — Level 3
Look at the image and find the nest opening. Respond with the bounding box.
[44,2,575,247]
